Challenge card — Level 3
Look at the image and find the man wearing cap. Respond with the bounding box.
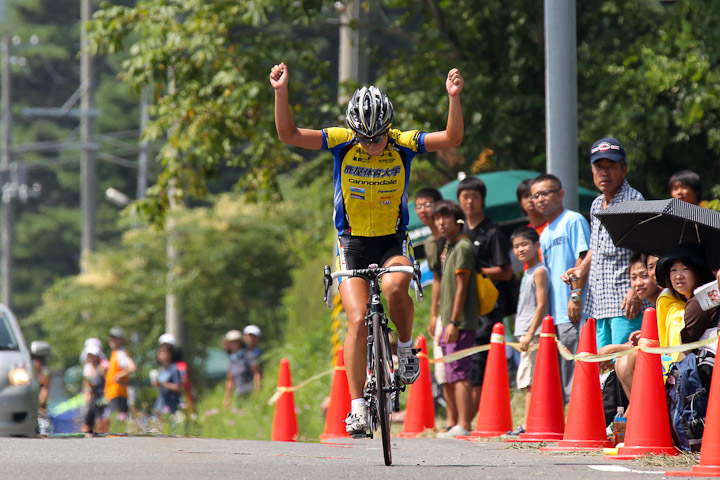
[223,330,261,407]
[563,137,645,349]
[105,327,136,420]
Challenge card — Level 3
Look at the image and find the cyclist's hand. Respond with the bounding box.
[270,62,289,90]
[446,68,464,97]
[444,323,459,344]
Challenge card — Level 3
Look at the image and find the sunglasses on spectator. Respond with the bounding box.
[356,132,388,146]
[415,201,433,210]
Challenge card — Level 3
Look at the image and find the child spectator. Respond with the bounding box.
[506,226,548,436]
[158,333,195,414]
[105,327,136,421]
[668,169,701,205]
[152,343,183,414]
[223,330,261,407]
[81,343,107,436]
[433,200,478,438]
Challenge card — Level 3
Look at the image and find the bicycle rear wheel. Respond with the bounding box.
[373,314,393,466]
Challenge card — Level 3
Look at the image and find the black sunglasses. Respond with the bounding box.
[356,132,388,146]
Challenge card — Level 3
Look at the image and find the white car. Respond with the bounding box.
[0,304,38,436]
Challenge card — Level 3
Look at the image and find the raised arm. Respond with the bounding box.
[423,68,464,152]
[269,62,324,149]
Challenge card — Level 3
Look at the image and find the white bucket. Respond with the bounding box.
[694,280,720,311]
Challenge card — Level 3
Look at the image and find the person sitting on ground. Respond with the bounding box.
[598,252,661,396]
[612,244,714,397]
[506,226,548,436]
[433,200,478,439]
[668,169,702,205]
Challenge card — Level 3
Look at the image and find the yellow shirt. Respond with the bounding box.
[656,288,686,363]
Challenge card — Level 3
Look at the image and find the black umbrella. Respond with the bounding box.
[594,198,720,270]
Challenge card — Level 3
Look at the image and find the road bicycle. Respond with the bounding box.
[323,262,423,466]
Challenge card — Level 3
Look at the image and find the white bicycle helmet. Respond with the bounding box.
[345,86,393,137]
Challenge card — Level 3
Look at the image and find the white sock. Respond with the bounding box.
[351,398,366,411]
[398,339,413,349]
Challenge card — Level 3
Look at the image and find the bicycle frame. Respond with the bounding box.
[324,262,422,466]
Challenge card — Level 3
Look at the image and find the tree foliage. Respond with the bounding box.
[88,0,337,225]
[27,177,333,369]
[89,0,720,214]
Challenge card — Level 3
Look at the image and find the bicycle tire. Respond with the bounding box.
[373,314,392,466]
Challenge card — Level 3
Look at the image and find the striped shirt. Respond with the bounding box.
[583,180,645,319]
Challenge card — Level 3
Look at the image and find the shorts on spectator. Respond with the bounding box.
[107,396,129,418]
[439,326,475,384]
[516,335,540,389]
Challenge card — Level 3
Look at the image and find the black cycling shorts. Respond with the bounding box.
[335,232,414,281]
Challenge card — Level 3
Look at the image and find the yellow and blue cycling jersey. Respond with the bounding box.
[322,127,427,237]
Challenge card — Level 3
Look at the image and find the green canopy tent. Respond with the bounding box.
[408,170,598,246]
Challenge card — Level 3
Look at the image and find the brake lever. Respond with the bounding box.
[413,261,424,302]
[323,265,333,309]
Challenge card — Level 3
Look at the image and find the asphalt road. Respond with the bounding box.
[0,435,698,479]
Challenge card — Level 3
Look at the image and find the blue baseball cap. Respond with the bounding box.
[590,137,626,163]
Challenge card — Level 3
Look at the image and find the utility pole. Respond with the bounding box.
[544,0,579,211]
[80,0,96,258]
[338,0,368,100]
[1,36,13,307]
[165,73,182,348]
[137,86,149,199]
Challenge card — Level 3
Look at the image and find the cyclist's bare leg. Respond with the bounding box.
[339,277,371,400]
[381,255,414,343]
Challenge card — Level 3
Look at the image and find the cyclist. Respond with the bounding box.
[270,62,464,435]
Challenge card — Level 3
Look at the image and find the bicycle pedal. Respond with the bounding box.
[351,433,370,439]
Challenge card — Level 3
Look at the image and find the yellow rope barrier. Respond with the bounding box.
[268,331,718,405]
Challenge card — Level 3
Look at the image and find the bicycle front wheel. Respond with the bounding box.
[373,313,393,466]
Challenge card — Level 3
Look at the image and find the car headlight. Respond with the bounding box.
[9,364,31,386]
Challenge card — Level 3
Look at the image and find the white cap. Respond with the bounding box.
[85,343,103,357]
[84,338,102,349]
[158,333,177,346]
[243,325,261,337]
[80,338,106,363]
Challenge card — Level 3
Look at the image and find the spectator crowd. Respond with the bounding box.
[415,136,717,444]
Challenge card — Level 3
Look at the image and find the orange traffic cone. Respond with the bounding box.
[541,318,612,451]
[271,358,298,442]
[606,307,677,459]
[667,336,720,476]
[459,322,512,440]
[397,335,435,437]
[320,347,352,443]
[506,315,564,442]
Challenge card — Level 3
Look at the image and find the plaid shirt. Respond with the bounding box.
[584,180,645,319]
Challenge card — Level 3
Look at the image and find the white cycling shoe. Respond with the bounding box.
[397,346,421,385]
[345,408,368,436]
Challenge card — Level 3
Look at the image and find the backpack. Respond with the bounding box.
[665,352,712,452]
[602,370,629,427]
